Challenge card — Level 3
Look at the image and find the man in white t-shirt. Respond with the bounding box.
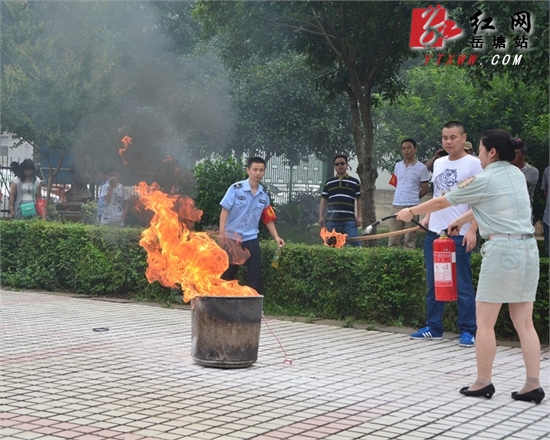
[388,138,429,249]
[410,121,483,347]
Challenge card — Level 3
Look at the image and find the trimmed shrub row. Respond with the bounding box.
[1,220,547,343]
[260,243,549,344]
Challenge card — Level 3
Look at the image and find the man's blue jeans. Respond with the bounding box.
[325,220,360,247]
[424,232,477,335]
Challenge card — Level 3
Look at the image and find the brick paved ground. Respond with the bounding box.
[1,290,548,440]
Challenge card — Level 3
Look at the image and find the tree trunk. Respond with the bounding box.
[346,76,378,243]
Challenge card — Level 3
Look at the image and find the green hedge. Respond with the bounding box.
[1,220,548,343]
[260,243,549,343]
[0,221,157,297]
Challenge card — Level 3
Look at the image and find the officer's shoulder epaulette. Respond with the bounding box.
[233,183,243,189]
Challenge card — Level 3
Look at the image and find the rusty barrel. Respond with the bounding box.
[190,296,263,368]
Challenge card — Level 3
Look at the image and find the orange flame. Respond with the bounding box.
[137,182,259,302]
[119,136,132,165]
[320,227,347,248]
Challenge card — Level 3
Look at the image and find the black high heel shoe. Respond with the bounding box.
[511,388,545,404]
[459,383,495,399]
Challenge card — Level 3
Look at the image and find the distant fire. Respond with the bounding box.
[119,136,132,165]
[320,227,347,248]
[137,182,258,302]
[163,155,181,175]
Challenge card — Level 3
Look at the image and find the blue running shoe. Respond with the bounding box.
[410,326,443,340]
[459,332,475,347]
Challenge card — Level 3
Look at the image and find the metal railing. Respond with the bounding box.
[263,156,326,204]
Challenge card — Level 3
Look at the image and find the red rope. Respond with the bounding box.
[262,313,293,365]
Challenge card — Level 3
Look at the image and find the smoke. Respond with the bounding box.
[35,1,236,186]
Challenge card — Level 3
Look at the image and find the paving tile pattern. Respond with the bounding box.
[1,290,548,439]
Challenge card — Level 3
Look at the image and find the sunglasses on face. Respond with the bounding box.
[334,162,347,166]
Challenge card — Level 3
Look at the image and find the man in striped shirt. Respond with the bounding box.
[319,155,362,246]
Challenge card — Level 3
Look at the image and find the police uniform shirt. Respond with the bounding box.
[446,161,534,238]
[220,179,270,242]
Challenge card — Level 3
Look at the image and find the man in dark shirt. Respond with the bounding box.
[319,155,362,246]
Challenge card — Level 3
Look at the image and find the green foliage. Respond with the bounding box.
[374,65,549,171]
[448,1,550,92]
[260,242,427,325]
[274,191,322,245]
[343,316,355,328]
[80,201,98,225]
[0,221,547,343]
[194,1,422,228]
[151,1,201,56]
[45,201,62,222]
[227,53,354,163]
[374,64,549,222]
[260,242,549,343]
[1,1,122,168]
[1,1,236,193]
[192,156,247,228]
[0,221,154,297]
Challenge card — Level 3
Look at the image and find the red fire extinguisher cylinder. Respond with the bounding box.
[433,233,458,301]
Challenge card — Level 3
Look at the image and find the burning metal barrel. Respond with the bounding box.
[191,296,263,368]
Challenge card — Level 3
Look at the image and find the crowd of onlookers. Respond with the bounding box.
[1,161,140,226]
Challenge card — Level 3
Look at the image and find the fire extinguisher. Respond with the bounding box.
[433,232,457,301]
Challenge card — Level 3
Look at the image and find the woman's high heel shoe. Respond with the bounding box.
[459,383,495,399]
[511,388,545,404]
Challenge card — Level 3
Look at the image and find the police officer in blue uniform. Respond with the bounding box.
[219,157,285,294]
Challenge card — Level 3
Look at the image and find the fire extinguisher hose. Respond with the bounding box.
[362,214,435,235]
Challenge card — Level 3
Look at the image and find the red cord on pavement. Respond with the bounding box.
[262,313,293,365]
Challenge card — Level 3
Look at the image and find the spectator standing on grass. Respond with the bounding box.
[388,138,429,249]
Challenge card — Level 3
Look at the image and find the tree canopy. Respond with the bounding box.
[195,1,421,228]
[226,53,354,164]
[448,1,549,91]
[374,64,549,170]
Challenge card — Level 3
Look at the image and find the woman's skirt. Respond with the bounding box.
[477,238,539,303]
